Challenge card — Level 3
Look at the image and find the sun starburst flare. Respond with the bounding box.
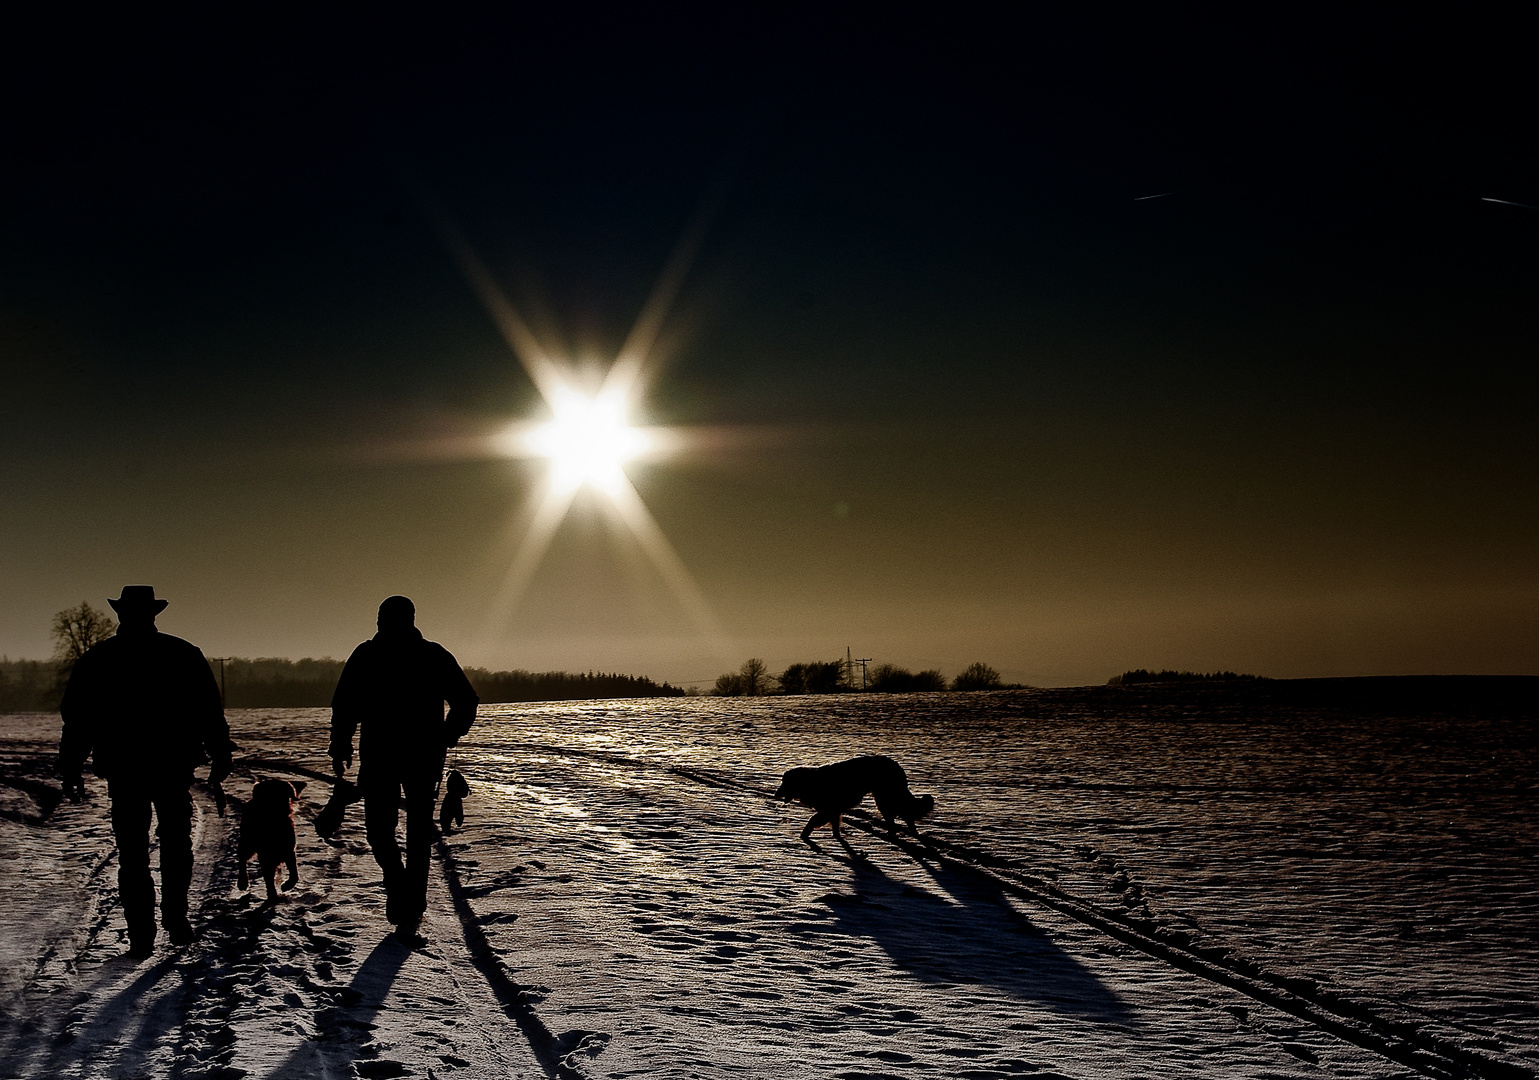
[434,209,732,661]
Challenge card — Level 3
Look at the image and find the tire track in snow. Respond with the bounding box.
[252,756,606,1079]
[512,740,1536,1080]
[434,832,607,1080]
[180,762,562,1079]
[1,781,233,1078]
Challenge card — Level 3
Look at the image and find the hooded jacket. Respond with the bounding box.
[328,626,478,784]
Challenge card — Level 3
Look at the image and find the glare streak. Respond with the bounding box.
[605,187,722,403]
[603,471,732,656]
[1481,196,1539,211]
[479,478,579,642]
[431,208,568,404]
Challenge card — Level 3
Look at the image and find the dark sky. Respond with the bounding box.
[2,11,1535,685]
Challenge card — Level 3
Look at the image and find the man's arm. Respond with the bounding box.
[441,649,479,747]
[328,645,367,773]
[57,655,95,800]
[192,649,234,784]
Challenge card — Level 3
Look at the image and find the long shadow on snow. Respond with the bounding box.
[13,952,183,1078]
[820,852,1130,1019]
[262,934,410,1079]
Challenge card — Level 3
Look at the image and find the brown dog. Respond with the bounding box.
[775,755,934,841]
[237,779,306,899]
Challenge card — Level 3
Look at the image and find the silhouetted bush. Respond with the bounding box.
[952,662,1004,691]
[777,661,850,695]
[1109,669,1268,685]
[868,664,948,693]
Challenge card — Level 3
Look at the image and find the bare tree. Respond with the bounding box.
[739,658,771,697]
[52,602,116,668]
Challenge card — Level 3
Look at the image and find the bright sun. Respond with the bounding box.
[521,385,652,496]
[442,211,726,651]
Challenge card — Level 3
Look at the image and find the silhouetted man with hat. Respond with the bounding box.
[60,585,233,957]
[329,595,478,940]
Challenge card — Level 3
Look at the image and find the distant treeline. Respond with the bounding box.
[0,658,60,712]
[713,658,1021,696]
[0,655,685,711]
[1108,669,1268,685]
[219,657,345,707]
[465,668,686,702]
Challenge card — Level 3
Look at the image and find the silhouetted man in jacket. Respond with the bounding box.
[330,595,478,940]
[60,585,233,957]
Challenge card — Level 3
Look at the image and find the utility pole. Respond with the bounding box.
[845,647,872,691]
[854,657,872,691]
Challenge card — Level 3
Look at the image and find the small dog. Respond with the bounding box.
[776,755,935,841]
[237,779,306,899]
[439,769,470,832]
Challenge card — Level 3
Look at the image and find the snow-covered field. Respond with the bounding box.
[2,686,1535,1079]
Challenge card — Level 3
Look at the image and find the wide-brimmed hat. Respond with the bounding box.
[107,585,169,615]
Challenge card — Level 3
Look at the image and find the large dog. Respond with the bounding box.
[237,778,306,899]
[775,755,934,841]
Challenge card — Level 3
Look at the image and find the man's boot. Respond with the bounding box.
[126,919,157,958]
[164,913,195,945]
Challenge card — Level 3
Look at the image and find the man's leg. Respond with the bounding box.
[363,778,406,924]
[108,782,156,955]
[401,780,437,928]
[153,782,195,944]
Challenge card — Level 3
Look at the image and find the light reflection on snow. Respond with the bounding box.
[8,696,1530,1078]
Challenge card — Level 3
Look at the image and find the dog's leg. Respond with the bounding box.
[237,858,249,891]
[262,861,279,902]
[873,789,904,835]
[827,814,869,861]
[282,851,299,892]
[800,811,835,840]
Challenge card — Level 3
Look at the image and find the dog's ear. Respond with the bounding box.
[291,781,307,797]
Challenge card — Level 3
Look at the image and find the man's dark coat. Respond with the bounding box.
[60,627,231,781]
[328,626,479,783]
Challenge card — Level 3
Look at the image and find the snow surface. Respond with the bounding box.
[2,689,1535,1079]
